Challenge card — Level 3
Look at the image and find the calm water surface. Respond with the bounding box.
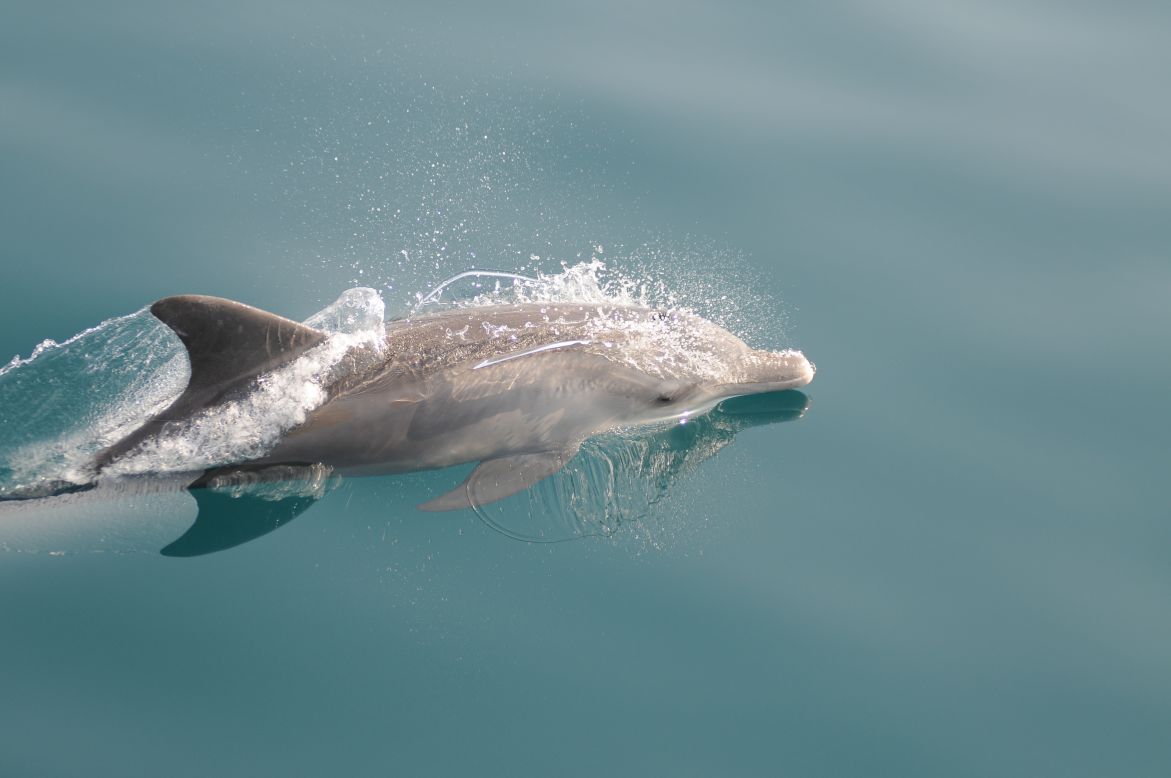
[2,2,1170,776]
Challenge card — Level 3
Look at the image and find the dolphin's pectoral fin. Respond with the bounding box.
[417,448,579,512]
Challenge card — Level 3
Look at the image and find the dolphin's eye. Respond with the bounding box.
[654,381,694,404]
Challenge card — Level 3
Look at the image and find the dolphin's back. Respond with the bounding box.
[380,303,664,371]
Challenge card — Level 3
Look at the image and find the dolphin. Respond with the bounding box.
[3,293,814,555]
[94,295,814,509]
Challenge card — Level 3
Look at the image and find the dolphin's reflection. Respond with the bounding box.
[0,391,809,556]
[471,389,811,543]
[162,465,338,556]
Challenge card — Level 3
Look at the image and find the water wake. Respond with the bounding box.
[0,287,385,495]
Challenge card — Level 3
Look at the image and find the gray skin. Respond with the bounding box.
[97,296,815,510]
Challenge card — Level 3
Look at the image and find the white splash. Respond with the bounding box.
[0,289,386,492]
[104,289,386,476]
[414,259,674,312]
[413,261,760,384]
[0,308,149,378]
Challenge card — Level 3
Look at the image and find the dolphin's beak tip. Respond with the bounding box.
[786,349,815,387]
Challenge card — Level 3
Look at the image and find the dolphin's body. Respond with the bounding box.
[95,295,815,512]
[0,292,821,556]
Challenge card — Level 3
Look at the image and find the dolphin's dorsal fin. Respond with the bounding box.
[94,296,327,469]
[151,295,327,408]
[417,448,579,512]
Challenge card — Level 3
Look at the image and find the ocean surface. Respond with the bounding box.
[2,2,1169,776]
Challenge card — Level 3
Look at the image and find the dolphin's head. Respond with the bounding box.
[656,310,814,397]
[611,308,815,422]
[633,347,813,425]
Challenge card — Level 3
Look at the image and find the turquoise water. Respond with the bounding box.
[3,2,1170,776]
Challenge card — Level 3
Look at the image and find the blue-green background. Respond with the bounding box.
[2,2,1170,776]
